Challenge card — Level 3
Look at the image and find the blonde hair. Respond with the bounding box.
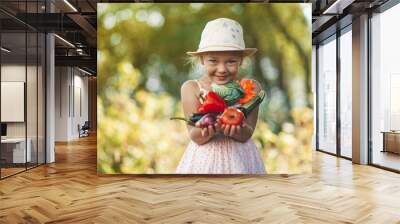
[186,53,253,78]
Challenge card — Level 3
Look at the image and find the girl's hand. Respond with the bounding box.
[221,124,240,137]
[221,122,250,137]
[195,122,217,137]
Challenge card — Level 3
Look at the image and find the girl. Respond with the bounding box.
[175,18,266,174]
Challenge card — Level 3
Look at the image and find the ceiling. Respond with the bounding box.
[311,0,390,43]
[0,0,98,75]
[0,0,395,75]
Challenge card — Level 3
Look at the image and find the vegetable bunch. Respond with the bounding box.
[171,79,265,128]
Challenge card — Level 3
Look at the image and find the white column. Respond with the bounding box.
[46,33,55,163]
[352,14,369,164]
[45,1,55,163]
[55,67,74,141]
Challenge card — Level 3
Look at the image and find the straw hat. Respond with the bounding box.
[187,18,257,57]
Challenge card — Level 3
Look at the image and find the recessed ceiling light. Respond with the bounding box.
[322,0,355,15]
[1,47,11,53]
[63,0,78,12]
[54,34,75,48]
[78,67,93,76]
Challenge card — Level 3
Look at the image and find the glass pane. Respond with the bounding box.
[0,0,46,178]
[340,29,352,158]
[371,4,400,171]
[318,37,337,154]
[1,30,27,177]
[38,32,45,165]
[26,0,39,169]
[27,31,38,169]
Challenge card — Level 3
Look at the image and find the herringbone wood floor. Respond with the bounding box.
[1,135,400,224]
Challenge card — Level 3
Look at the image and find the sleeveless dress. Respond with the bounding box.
[175,80,266,174]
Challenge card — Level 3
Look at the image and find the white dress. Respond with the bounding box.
[175,80,266,174]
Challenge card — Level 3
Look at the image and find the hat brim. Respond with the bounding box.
[187,47,257,57]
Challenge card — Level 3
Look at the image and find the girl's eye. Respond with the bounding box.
[208,60,217,63]
[227,60,237,64]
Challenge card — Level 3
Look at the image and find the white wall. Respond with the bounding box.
[55,67,89,141]
[1,65,26,81]
[55,66,69,141]
[72,72,89,138]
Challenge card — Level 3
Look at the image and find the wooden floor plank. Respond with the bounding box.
[0,135,399,223]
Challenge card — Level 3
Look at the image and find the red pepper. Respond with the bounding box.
[198,91,227,113]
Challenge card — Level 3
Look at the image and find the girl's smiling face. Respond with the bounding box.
[201,51,242,85]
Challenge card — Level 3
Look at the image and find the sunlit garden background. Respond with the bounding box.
[97,3,313,174]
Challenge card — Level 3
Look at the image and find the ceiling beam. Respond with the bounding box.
[322,0,356,14]
[55,55,96,69]
[10,13,82,32]
[66,13,97,45]
[312,15,335,33]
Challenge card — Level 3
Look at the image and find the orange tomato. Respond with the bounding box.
[218,107,244,125]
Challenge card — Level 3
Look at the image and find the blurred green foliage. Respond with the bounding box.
[97,3,313,174]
